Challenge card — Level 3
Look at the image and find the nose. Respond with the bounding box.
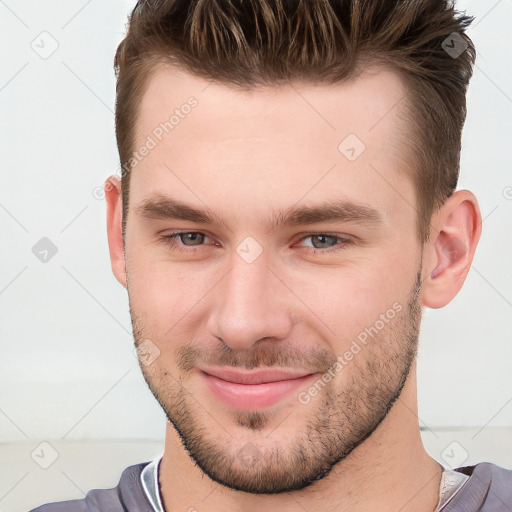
[206,249,294,351]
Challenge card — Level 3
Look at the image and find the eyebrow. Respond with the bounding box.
[135,194,383,233]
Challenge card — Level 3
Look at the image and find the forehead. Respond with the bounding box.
[137,63,408,143]
[131,64,414,229]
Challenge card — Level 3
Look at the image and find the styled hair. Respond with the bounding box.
[114,0,476,243]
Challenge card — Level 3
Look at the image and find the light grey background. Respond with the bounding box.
[0,0,511,463]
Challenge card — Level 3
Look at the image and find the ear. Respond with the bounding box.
[105,176,127,288]
[421,190,481,309]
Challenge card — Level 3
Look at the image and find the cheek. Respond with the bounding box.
[293,253,416,344]
[126,251,213,332]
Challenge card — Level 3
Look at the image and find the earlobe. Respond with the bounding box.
[105,176,127,288]
[421,190,482,309]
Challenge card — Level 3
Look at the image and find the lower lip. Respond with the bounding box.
[201,371,318,410]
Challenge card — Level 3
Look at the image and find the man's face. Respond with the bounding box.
[124,65,425,493]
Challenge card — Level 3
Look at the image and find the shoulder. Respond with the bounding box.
[446,462,512,511]
[459,461,512,485]
[473,461,512,490]
[27,462,151,512]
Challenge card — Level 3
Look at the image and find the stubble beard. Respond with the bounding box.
[130,269,423,494]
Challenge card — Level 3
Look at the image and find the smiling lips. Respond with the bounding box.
[200,367,318,410]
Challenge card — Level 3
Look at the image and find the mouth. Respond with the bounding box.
[199,367,319,410]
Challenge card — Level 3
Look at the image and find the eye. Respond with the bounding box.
[159,231,352,255]
[295,234,352,253]
[160,231,214,252]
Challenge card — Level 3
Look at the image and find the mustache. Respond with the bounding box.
[177,341,338,374]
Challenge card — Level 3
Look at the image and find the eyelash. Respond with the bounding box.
[159,231,352,255]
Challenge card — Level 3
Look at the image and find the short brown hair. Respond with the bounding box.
[114,0,476,243]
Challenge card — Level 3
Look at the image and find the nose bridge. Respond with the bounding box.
[207,247,293,350]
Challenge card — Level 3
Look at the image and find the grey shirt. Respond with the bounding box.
[28,460,512,511]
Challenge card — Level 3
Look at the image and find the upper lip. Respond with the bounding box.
[201,367,315,385]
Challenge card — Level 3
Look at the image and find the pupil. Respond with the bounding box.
[184,233,201,245]
[315,235,329,248]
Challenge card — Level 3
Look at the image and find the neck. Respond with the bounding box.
[159,367,442,512]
